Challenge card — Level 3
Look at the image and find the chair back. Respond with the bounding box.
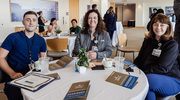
[46,38,68,52]
[144,32,149,39]
[117,33,127,46]
[42,31,47,36]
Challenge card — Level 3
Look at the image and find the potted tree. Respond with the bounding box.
[77,48,89,74]
[55,30,62,37]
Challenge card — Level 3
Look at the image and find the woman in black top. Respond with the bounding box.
[37,11,48,36]
[134,14,180,100]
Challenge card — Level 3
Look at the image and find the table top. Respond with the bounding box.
[21,60,149,100]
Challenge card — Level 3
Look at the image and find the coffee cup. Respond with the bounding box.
[47,33,51,36]
[103,58,113,68]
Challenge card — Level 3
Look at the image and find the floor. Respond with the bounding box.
[0,27,177,100]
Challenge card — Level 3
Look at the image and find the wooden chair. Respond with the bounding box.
[115,33,140,61]
[144,32,149,39]
[46,38,69,59]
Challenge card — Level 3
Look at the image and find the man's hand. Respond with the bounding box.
[10,72,23,79]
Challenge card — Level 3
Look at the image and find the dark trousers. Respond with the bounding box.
[145,74,180,100]
[4,83,23,100]
[108,31,114,40]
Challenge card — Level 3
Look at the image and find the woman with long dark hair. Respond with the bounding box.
[73,10,112,59]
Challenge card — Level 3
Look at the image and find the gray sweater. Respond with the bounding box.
[73,29,112,59]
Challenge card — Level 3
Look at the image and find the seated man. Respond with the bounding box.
[0,11,47,100]
[69,19,81,35]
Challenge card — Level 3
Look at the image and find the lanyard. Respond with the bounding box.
[25,34,35,63]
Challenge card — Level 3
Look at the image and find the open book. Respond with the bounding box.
[8,73,55,92]
[106,71,138,89]
[49,56,73,71]
[64,80,90,100]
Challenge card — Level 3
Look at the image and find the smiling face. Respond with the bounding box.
[22,14,38,32]
[153,21,169,39]
[52,20,57,25]
[88,12,98,29]
[72,21,77,28]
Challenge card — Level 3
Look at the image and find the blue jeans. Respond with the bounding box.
[145,74,180,100]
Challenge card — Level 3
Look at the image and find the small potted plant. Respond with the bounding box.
[77,48,89,74]
[55,30,62,37]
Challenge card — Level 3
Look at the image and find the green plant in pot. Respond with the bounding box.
[77,48,89,69]
[55,30,62,34]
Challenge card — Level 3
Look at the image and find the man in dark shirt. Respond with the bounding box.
[0,11,47,100]
[69,19,81,35]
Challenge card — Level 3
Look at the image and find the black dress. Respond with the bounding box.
[38,16,45,33]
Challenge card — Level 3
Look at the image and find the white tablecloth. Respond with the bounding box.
[112,22,123,47]
[21,60,149,100]
[43,35,76,57]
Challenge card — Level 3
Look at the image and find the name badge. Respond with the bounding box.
[92,46,98,52]
[152,49,161,57]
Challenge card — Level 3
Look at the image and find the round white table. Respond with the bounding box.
[43,35,76,57]
[21,60,149,100]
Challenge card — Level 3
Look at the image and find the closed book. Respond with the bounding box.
[64,80,90,100]
[49,56,73,71]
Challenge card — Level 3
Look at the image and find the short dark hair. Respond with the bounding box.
[50,18,56,25]
[92,4,97,9]
[23,11,37,19]
[153,8,157,11]
[71,19,77,23]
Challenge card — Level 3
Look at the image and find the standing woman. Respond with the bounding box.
[73,10,112,59]
[104,7,117,40]
[37,11,48,36]
[134,14,180,100]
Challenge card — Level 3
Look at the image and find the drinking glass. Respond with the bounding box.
[39,57,50,73]
[114,57,125,72]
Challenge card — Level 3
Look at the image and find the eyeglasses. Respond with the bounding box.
[153,23,168,28]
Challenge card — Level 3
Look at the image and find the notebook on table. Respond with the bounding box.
[64,80,90,100]
[49,56,73,71]
[8,73,55,92]
[106,71,138,89]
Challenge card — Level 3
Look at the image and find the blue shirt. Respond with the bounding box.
[1,31,46,75]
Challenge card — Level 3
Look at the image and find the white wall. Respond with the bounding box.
[79,0,91,27]
[134,0,173,27]
[0,0,70,42]
[101,0,109,18]
[135,2,144,27]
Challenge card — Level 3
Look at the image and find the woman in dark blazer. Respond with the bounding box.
[104,7,117,40]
